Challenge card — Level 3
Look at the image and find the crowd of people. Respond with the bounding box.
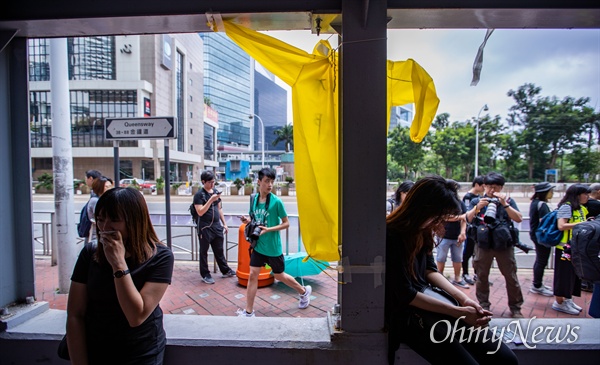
[385,173,600,364]
[62,168,599,363]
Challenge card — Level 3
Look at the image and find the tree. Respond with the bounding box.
[430,122,470,178]
[567,147,600,182]
[388,126,426,179]
[272,124,293,152]
[507,83,593,179]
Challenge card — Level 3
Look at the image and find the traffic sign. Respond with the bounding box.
[105,117,177,140]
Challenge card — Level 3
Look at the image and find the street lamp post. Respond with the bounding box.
[474,104,489,177]
[250,114,265,167]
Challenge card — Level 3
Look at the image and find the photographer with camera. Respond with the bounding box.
[465,172,525,318]
[193,171,235,284]
[237,168,312,317]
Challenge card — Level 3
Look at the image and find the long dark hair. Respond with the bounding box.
[393,180,415,206]
[558,184,591,211]
[94,187,161,265]
[386,176,461,278]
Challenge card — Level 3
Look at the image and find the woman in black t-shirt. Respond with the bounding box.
[385,176,517,365]
[67,187,174,365]
[528,182,555,297]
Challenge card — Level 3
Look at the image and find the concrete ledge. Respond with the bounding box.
[0,301,49,331]
[1,306,599,364]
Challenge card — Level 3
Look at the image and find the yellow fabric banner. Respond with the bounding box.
[222,21,439,262]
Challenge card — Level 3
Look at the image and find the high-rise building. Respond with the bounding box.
[253,64,288,151]
[28,34,210,183]
[388,104,414,132]
[200,32,252,148]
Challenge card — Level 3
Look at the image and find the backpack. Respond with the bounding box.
[189,203,199,226]
[387,198,396,213]
[571,219,600,282]
[77,202,91,238]
[535,210,562,248]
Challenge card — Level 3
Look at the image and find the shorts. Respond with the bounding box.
[250,250,285,274]
[436,238,462,263]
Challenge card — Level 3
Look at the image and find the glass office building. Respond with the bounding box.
[200,32,252,147]
[254,69,287,151]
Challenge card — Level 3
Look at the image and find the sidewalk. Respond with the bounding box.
[34,256,593,319]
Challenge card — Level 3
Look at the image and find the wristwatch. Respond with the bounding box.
[113,269,131,278]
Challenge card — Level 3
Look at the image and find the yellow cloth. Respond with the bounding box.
[222,21,439,262]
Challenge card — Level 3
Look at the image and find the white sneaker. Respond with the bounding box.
[236,308,255,317]
[564,298,583,312]
[552,301,580,315]
[529,285,553,297]
[299,285,312,309]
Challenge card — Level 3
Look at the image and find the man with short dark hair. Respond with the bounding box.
[461,176,484,285]
[237,168,311,317]
[585,183,600,218]
[466,172,524,318]
[194,171,235,284]
[81,170,102,243]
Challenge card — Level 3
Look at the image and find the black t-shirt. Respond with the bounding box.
[462,191,480,207]
[193,188,223,230]
[468,195,520,226]
[385,230,438,325]
[585,198,600,218]
[443,201,467,239]
[71,243,174,363]
[529,199,551,242]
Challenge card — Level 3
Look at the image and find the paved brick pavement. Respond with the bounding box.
[34,256,593,319]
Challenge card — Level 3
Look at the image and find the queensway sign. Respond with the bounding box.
[105,117,177,140]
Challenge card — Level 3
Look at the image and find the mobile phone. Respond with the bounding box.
[216,191,222,195]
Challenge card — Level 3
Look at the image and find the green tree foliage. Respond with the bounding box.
[385,84,599,182]
[507,83,596,179]
[272,124,294,152]
[567,147,600,182]
[388,126,425,179]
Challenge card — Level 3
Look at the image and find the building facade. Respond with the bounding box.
[388,104,414,132]
[253,65,288,152]
[29,34,211,184]
[200,32,252,149]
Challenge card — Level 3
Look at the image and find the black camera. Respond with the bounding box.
[514,241,532,254]
[483,198,500,224]
[245,220,264,246]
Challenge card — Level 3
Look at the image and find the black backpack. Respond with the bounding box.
[189,203,199,226]
[571,219,600,282]
[77,202,91,238]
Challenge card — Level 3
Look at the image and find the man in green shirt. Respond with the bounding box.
[237,168,312,317]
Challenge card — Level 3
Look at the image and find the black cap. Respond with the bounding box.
[534,182,555,193]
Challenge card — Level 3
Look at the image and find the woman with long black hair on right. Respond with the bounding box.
[385,176,517,365]
[551,184,591,315]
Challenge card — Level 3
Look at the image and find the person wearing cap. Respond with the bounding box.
[528,182,555,297]
[585,183,600,218]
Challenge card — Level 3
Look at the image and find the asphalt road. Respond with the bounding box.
[31,191,540,267]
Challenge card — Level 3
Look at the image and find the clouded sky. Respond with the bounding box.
[265,29,600,124]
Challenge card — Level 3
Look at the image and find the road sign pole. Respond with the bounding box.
[113,140,120,187]
[165,139,172,249]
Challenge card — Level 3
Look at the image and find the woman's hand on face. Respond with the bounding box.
[100,231,127,269]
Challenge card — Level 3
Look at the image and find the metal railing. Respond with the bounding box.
[33,212,303,271]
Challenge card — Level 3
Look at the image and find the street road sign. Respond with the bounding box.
[105,117,177,140]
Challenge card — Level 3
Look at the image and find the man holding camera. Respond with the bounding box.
[466,172,525,318]
[237,168,311,317]
[194,171,235,284]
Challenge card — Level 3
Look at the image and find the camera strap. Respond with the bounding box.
[249,192,271,222]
